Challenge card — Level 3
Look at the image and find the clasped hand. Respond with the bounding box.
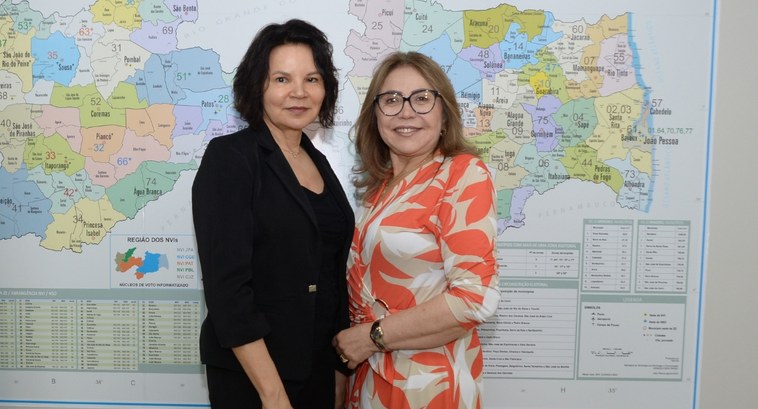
[332,322,380,369]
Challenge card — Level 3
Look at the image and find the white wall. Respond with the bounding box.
[699,1,758,408]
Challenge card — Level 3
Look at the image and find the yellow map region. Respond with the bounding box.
[90,0,143,31]
[463,5,546,49]
[42,197,126,253]
[590,85,652,174]
[0,16,35,92]
[23,133,86,176]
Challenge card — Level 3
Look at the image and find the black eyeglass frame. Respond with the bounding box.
[373,89,441,116]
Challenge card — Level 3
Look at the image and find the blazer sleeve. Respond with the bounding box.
[192,135,271,348]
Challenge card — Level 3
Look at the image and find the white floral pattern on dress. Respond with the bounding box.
[347,153,500,409]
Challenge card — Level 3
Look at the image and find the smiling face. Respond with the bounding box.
[262,43,325,138]
[375,65,444,165]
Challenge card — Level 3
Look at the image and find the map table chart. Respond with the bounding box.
[0,290,203,373]
[635,220,690,293]
[582,219,634,292]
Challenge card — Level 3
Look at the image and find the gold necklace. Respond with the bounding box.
[273,134,302,158]
[282,145,301,158]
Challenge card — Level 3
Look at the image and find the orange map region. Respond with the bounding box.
[117,257,143,273]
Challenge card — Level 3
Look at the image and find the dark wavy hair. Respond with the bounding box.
[233,19,339,128]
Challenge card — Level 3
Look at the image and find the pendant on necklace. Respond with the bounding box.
[286,148,300,158]
[273,133,301,158]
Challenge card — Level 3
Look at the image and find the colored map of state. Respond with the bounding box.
[0,0,662,254]
[345,1,659,232]
[0,0,242,252]
[115,247,168,279]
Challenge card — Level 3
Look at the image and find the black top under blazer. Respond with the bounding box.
[191,125,355,380]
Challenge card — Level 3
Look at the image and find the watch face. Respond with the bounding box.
[371,320,387,351]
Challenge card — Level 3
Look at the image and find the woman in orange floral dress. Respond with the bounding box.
[332,51,501,409]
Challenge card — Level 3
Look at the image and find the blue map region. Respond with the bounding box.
[418,34,483,102]
[126,56,175,105]
[497,185,535,232]
[127,48,229,106]
[606,155,654,212]
[417,33,458,69]
[176,87,234,132]
[129,20,181,54]
[500,14,562,69]
[31,31,80,86]
[522,95,563,152]
[136,251,169,274]
[0,166,54,239]
[500,25,539,69]
[165,47,228,92]
[448,61,483,103]
[459,43,505,81]
[171,105,204,137]
[627,13,653,121]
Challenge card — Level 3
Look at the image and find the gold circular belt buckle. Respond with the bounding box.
[372,298,390,319]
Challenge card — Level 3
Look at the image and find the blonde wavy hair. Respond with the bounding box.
[352,51,476,204]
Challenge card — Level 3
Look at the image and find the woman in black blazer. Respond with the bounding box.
[192,19,354,409]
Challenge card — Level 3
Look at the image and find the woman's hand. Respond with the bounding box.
[332,323,377,369]
[232,340,293,409]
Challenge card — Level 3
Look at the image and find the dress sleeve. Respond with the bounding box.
[439,155,501,328]
[192,137,271,347]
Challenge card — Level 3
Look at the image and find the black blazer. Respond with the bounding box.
[192,125,354,381]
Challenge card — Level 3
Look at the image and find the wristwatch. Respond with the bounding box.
[370,319,389,352]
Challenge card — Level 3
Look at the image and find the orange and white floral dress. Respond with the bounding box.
[346,152,501,409]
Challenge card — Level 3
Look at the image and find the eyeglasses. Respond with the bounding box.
[374,89,441,116]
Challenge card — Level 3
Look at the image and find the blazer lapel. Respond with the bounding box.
[257,127,318,229]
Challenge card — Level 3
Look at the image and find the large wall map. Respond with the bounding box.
[0,1,715,408]
[1,0,663,249]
